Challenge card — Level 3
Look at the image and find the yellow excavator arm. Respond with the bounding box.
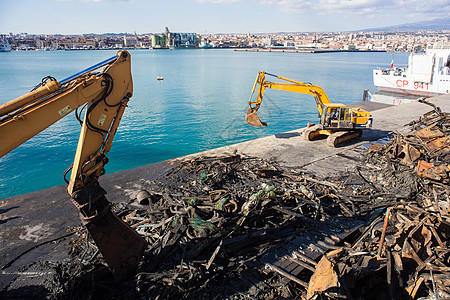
[0,51,145,279]
[246,71,334,127]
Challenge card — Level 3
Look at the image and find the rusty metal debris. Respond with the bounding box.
[52,154,373,298]
[5,107,448,299]
[306,107,449,300]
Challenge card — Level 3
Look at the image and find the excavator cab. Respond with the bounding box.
[321,104,354,129]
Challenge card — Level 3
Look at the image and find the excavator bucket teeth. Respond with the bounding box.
[83,201,146,281]
[246,107,267,127]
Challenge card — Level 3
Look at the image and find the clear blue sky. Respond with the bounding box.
[0,0,447,34]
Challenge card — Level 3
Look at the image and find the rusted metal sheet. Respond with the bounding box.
[414,124,445,140]
[306,252,340,299]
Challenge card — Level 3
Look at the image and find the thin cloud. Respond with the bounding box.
[196,0,243,3]
[261,0,396,15]
[198,0,450,19]
[57,0,130,2]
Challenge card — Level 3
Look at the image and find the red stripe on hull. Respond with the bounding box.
[375,86,445,97]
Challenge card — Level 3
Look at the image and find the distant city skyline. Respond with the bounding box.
[1,0,449,35]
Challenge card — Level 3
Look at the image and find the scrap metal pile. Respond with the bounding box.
[306,106,449,299]
[51,108,448,299]
[63,155,365,299]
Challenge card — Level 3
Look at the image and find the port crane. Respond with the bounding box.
[246,71,373,147]
[0,51,145,279]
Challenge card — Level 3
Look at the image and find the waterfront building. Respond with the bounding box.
[150,27,200,49]
[123,35,138,48]
[151,35,167,48]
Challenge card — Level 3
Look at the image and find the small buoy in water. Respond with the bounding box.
[157,76,164,81]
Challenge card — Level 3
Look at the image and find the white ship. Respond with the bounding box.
[0,37,11,52]
[373,46,450,97]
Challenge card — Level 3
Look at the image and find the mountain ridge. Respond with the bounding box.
[361,18,450,32]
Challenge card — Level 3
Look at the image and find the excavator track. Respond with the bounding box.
[302,124,324,141]
[326,130,362,147]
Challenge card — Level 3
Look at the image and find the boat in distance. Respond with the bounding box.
[0,37,11,52]
[373,45,450,97]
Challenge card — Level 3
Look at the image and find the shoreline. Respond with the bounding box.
[7,47,389,52]
[234,48,386,53]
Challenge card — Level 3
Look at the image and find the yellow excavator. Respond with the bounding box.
[246,71,373,147]
[0,51,145,280]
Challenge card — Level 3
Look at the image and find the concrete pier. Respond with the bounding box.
[1,94,449,294]
[234,48,386,54]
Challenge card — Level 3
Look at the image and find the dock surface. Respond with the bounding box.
[234,48,386,53]
[1,95,449,295]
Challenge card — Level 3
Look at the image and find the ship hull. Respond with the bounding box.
[373,69,449,97]
[374,84,443,97]
[373,48,450,98]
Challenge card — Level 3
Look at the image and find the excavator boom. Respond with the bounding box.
[246,71,332,127]
[0,51,145,279]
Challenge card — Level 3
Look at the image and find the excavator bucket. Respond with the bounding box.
[246,107,267,127]
[84,205,146,281]
[72,181,146,281]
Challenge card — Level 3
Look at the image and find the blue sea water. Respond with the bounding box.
[0,49,409,199]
